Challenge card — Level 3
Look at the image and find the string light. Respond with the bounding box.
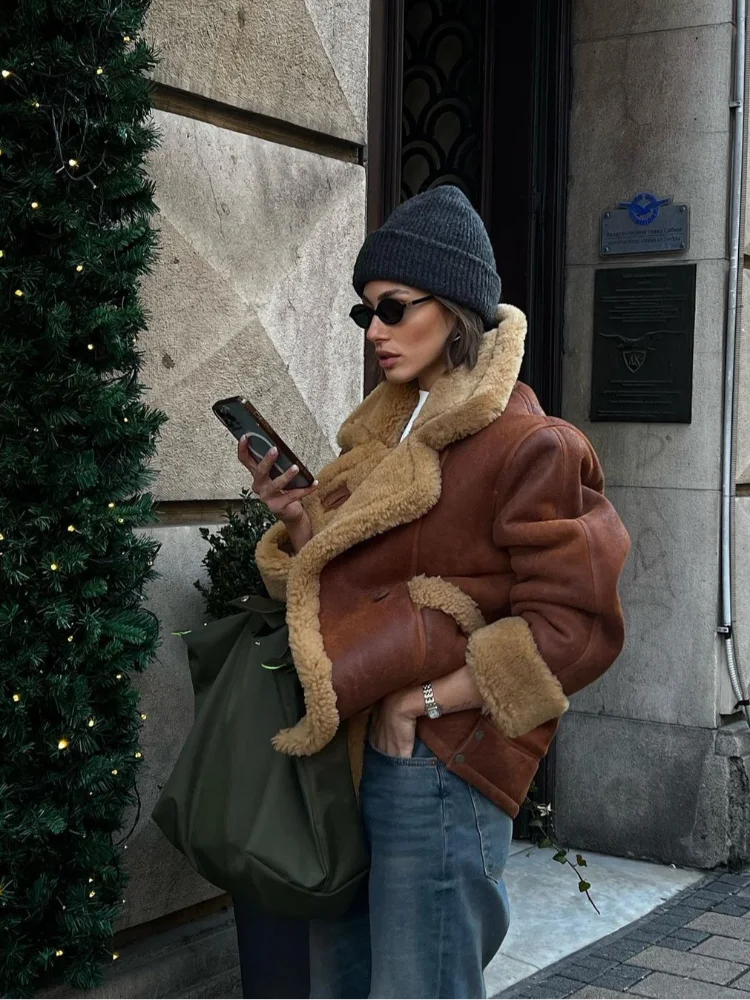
[0,533,4,541]
[14,289,23,297]
[55,950,64,957]
[88,878,94,883]
[116,673,123,680]
[67,635,74,643]
[140,713,147,720]
[0,250,5,257]
[76,264,84,272]
[67,524,76,532]
[96,66,104,75]
[111,769,118,775]
[68,159,78,168]
[12,693,21,703]
[117,517,124,524]
[89,890,96,898]
[88,718,96,728]
[87,343,95,350]
[123,417,129,423]
[58,738,70,750]
[113,953,120,961]
[108,502,116,509]
[134,751,142,759]
[50,562,59,571]
[32,101,40,108]
[123,35,131,42]
[1,70,12,79]
[30,201,40,209]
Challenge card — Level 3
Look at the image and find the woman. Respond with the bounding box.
[239,185,630,999]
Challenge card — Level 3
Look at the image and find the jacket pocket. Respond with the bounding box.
[320,483,351,512]
[326,580,427,719]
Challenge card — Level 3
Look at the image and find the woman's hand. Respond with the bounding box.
[370,686,424,758]
[237,437,317,551]
[370,667,485,758]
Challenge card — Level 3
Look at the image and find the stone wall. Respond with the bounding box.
[115,0,369,933]
[555,0,748,867]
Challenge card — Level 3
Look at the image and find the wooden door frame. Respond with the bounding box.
[525,0,572,419]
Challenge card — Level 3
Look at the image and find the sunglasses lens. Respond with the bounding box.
[377,298,407,325]
[349,304,373,329]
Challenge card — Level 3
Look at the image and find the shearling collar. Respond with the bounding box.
[338,304,527,453]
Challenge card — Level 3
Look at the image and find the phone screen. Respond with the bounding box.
[213,398,313,490]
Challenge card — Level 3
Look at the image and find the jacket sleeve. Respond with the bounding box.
[255,456,354,602]
[255,520,295,602]
[466,423,630,738]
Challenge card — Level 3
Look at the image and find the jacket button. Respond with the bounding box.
[455,753,465,764]
[475,729,484,741]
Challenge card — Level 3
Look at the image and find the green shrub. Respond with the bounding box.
[195,490,277,619]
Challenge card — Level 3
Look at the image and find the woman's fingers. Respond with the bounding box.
[273,462,308,491]
[238,438,280,497]
[256,445,278,477]
[274,484,318,508]
[237,438,318,506]
[237,435,259,471]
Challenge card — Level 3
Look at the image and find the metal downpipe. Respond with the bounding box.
[720,0,750,728]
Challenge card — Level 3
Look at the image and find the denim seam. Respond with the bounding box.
[436,762,448,999]
[468,784,500,883]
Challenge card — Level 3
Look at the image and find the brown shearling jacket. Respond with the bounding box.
[255,305,630,818]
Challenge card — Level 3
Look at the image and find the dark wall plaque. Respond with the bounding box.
[590,265,696,423]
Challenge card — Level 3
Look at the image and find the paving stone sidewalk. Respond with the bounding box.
[498,869,750,999]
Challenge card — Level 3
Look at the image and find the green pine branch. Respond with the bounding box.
[0,1,164,993]
[195,490,277,620]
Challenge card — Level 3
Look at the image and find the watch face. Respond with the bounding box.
[427,706,441,719]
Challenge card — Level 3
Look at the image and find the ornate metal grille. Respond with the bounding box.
[401,0,486,209]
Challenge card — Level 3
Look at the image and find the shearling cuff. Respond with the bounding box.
[466,617,569,737]
[407,575,485,635]
[254,520,294,602]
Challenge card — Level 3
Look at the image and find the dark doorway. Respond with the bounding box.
[368,0,570,414]
[367,0,572,836]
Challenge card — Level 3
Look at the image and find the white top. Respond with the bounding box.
[400,390,430,442]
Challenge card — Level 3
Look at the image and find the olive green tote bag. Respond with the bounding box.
[152,595,369,919]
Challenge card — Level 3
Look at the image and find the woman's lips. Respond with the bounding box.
[378,354,400,369]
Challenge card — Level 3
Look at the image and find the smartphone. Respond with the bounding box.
[212,396,315,490]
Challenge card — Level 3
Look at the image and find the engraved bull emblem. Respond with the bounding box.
[598,329,679,374]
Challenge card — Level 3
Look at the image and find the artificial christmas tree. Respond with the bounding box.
[0,1,164,994]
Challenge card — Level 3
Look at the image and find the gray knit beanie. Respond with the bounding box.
[352,185,501,329]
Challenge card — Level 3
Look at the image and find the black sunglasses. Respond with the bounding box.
[349,294,434,330]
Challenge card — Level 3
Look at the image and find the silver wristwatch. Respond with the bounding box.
[422,682,443,720]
